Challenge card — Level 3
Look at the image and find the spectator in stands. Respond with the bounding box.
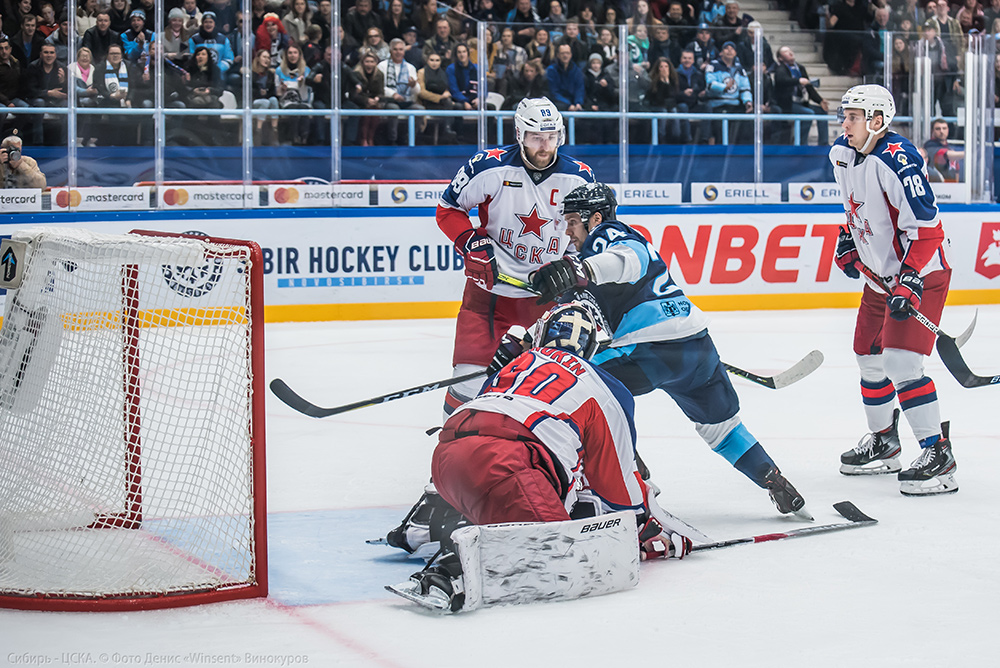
[345,0,381,45]
[891,36,912,116]
[26,42,66,111]
[256,13,290,68]
[189,12,234,77]
[687,22,717,69]
[662,1,695,46]
[402,25,424,69]
[508,0,540,48]
[985,0,1000,31]
[121,9,152,63]
[43,11,70,64]
[493,25,528,81]
[648,23,680,67]
[206,0,236,35]
[544,0,568,41]
[676,48,705,139]
[735,20,774,73]
[824,0,871,76]
[600,5,622,27]
[164,8,193,65]
[559,21,590,64]
[251,49,279,144]
[921,22,960,128]
[924,117,964,180]
[300,25,324,68]
[956,0,985,33]
[304,44,333,144]
[527,26,555,67]
[445,0,474,41]
[353,49,384,146]
[628,23,651,71]
[313,0,331,45]
[546,41,584,110]
[281,0,311,47]
[413,0,441,40]
[446,41,478,111]
[361,26,390,62]
[927,0,965,47]
[96,42,132,110]
[184,44,223,108]
[68,45,101,145]
[500,56,549,108]
[180,0,202,34]
[861,6,891,78]
[135,39,188,106]
[417,50,459,143]
[276,43,312,144]
[592,26,618,68]
[714,0,752,46]
[11,13,44,67]
[647,56,691,142]
[704,40,750,143]
[36,3,56,39]
[327,45,362,146]
[571,3,599,45]
[108,0,131,35]
[474,0,504,32]
[0,36,31,136]
[340,25,361,67]
[76,0,99,37]
[584,51,616,111]
[379,37,423,144]
[382,0,413,44]
[774,45,829,145]
[627,0,662,30]
[0,134,45,188]
[423,18,457,67]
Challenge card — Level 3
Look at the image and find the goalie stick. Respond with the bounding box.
[856,265,991,388]
[270,348,825,419]
[690,501,876,553]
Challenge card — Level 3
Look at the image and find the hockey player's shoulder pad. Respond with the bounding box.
[441,144,520,208]
[829,135,853,167]
[554,153,596,182]
[581,220,648,256]
[872,132,926,174]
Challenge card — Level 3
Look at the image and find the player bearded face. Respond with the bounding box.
[520,130,560,170]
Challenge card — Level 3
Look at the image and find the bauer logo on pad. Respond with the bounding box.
[0,238,27,289]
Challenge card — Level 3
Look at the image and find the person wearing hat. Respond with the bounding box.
[121,9,153,63]
[402,24,425,70]
[188,10,235,75]
[163,7,193,63]
[686,22,718,69]
[704,39,751,143]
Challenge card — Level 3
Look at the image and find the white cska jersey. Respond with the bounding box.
[439,145,596,298]
[458,346,643,514]
[829,131,950,289]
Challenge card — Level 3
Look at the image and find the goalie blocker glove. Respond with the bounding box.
[487,329,531,375]
[530,255,591,305]
[455,228,499,290]
[888,269,923,321]
[637,516,692,561]
[835,226,861,279]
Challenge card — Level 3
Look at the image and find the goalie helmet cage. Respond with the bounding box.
[0,228,267,611]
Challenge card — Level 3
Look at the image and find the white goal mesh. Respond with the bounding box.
[0,228,266,610]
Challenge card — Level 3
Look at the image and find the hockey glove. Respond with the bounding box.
[456,228,498,290]
[888,269,924,321]
[835,226,861,279]
[638,516,692,560]
[487,330,531,375]
[530,255,591,305]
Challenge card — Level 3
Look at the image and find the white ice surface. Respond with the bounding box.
[2,306,998,667]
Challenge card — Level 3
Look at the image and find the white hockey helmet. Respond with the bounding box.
[838,84,895,152]
[530,302,600,360]
[514,97,565,148]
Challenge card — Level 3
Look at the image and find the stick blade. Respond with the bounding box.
[954,310,978,348]
[833,501,877,524]
[936,335,1000,388]
[269,378,336,418]
[770,350,825,389]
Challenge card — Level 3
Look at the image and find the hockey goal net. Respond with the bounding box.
[0,228,266,611]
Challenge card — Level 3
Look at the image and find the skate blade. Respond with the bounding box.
[385,580,453,612]
[900,473,958,496]
[365,537,388,546]
[840,458,901,476]
[791,505,814,521]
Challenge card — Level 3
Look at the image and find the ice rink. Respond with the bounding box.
[2,305,998,667]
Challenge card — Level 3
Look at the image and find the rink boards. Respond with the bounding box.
[2,205,998,321]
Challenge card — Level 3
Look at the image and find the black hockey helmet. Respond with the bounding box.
[560,183,617,232]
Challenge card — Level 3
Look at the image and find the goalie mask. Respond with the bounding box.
[531,303,600,360]
[837,84,895,154]
[561,183,618,233]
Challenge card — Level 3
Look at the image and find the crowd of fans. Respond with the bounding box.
[0,0,993,147]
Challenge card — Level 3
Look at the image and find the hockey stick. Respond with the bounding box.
[690,501,876,553]
[723,351,825,390]
[269,371,486,418]
[856,265,990,388]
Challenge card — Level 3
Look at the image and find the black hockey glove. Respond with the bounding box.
[487,331,531,375]
[888,269,923,321]
[530,255,591,305]
[835,226,861,279]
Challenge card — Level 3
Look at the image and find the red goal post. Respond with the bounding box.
[0,229,267,611]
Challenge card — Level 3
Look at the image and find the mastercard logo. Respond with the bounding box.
[703,185,718,201]
[162,188,189,206]
[55,189,82,208]
[273,187,300,204]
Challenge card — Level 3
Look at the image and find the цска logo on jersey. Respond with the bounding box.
[975,222,1000,279]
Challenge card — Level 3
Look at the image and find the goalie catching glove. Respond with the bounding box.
[530,255,591,305]
[888,269,923,321]
[455,228,498,290]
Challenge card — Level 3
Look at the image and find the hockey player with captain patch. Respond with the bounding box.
[436,97,596,417]
[530,183,811,520]
[831,84,957,496]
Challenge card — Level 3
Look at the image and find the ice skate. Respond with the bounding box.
[899,422,958,496]
[763,467,812,520]
[841,409,902,475]
[385,550,465,613]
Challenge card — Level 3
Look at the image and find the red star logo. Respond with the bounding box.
[572,160,593,177]
[847,193,864,220]
[484,147,507,161]
[515,205,552,239]
[883,142,904,157]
